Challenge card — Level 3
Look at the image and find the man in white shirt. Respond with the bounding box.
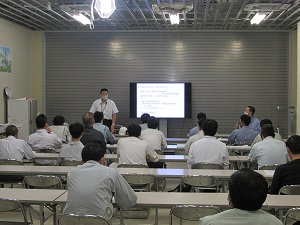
[188,119,229,169]
[59,122,84,162]
[89,88,119,132]
[0,125,36,162]
[63,143,137,218]
[251,119,282,147]
[28,114,62,165]
[200,168,283,225]
[117,123,159,165]
[185,118,206,155]
[249,124,288,169]
[50,115,69,143]
[140,116,167,151]
[0,125,36,181]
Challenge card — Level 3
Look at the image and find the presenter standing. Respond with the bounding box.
[89,88,119,133]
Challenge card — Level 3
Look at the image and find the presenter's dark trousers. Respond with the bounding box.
[103,119,112,131]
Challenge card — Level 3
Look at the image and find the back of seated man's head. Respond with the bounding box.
[81,143,105,163]
[141,113,150,124]
[93,111,104,123]
[286,135,300,155]
[127,123,141,137]
[247,106,256,116]
[197,118,207,130]
[197,112,206,120]
[82,113,94,127]
[240,114,251,126]
[147,116,159,129]
[229,168,268,211]
[261,124,275,139]
[36,114,48,129]
[69,122,84,139]
[53,115,65,126]
[202,119,218,136]
[5,125,18,138]
[260,119,272,127]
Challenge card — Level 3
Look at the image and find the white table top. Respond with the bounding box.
[0,188,66,203]
[0,165,271,180]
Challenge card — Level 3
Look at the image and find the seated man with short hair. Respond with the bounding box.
[270,135,300,194]
[117,123,159,165]
[63,143,137,218]
[249,124,288,169]
[188,112,206,137]
[93,111,115,144]
[139,113,150,131]
[28,114,62,165]
[200,168,283,225]
[50,115,70,143]
[188,119,229,169]
[185,118,206,155]
[229,114,257,145]
[59,122,84,161]
[0,125,36,162]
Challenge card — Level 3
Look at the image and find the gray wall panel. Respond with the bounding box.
[45,31,289,138]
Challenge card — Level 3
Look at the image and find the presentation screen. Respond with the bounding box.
[130,82,192,118]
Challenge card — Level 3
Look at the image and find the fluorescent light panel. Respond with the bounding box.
[94,0,116,19]
[169,12,180,25]
[250,13,266,25]
[72,13,90,25]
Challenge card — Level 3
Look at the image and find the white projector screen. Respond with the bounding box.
[130,82,192,118]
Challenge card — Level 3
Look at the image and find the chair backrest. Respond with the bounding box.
[59,160,82,166]
[259,165,278,170]
[191,163,223,170]
[57,214,112,225]
[279,185,300,195]
[180,175,219,192]
[0,198,29,223]
[122,173,158,191]
[23,175,63,189]
[169,205,221,225]
[283,208,300,225]
[0,159,23,165]
[117,164,148,168]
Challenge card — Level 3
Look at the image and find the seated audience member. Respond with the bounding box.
[188,119,229,169]
[59,122,84,161]
[140,116,167,150]
[63,143,137,218]
[28,114,62,165]
[249,124,288,169]
[0,125,36,161]
[93,111,115,144]
[185,118,206,155]
[50,115,70,143]
[117,123,159,165]
[200,168,283,225]
[270,135,300,194]
[251,119,282,147]
[80,113,106,151]
[139,113,150,131]
[188,112,206,137]
[236,106,260,133]
[0,125,36,181]
[229,114,257,145]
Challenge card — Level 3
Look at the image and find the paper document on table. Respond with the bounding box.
[264,170,275,176]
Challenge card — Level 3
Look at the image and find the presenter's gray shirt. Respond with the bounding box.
[63,160,137,218]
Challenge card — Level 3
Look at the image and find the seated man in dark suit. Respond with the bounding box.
[80,113,106,152]
[270,135,300,194]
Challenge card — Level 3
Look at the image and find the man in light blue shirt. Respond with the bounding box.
[188,112,206,137]
[229,114,257,145]
[93,111,115,144]
[245,106,260,133]
[139,113,150,131]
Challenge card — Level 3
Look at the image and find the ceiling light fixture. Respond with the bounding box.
[90,0,116,29]
[72,13,91,25]
[169,12,180,25]
[250,13,267,25]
